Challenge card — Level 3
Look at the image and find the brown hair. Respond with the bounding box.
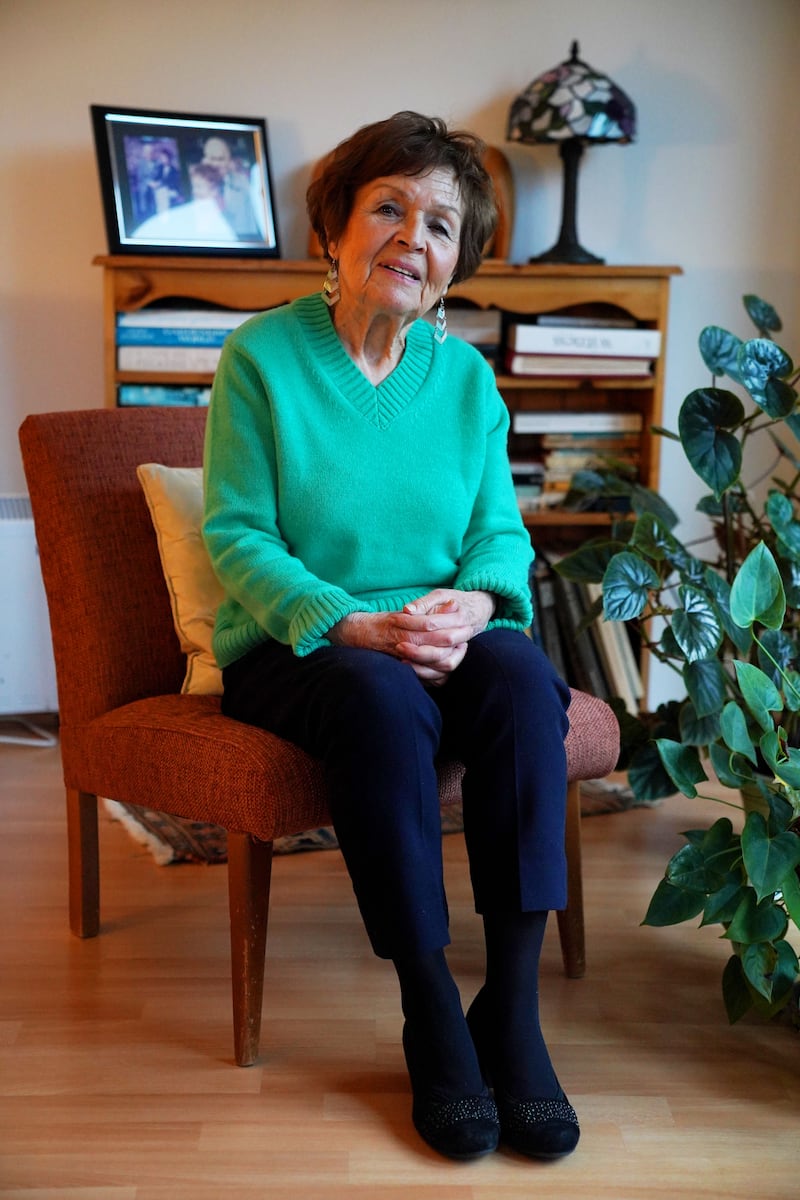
[307,111,498,284]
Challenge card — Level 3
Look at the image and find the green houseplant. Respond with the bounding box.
[556,294,800,1024]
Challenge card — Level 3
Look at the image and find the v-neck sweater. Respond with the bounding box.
[203,292,533,665]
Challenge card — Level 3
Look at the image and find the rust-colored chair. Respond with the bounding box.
[19,408,620,1066]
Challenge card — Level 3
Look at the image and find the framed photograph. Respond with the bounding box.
[90,104,280,257]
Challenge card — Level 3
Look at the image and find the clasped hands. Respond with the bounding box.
[328,588,495,686]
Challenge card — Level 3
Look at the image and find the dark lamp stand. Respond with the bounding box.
[530,139,603,266]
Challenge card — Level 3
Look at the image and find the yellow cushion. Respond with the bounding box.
[137,463,223,695]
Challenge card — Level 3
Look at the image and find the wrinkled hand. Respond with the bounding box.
[328,589,495,686]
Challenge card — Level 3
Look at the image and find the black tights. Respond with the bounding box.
[393,909,559,1102]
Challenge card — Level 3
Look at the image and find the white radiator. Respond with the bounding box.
[0,495,58,715]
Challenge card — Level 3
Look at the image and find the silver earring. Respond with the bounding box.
[434,293,447,344]
[322,259,340,307]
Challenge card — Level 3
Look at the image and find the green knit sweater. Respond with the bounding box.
[202,292,533,666]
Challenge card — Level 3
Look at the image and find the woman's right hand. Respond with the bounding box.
[327,608,472,685]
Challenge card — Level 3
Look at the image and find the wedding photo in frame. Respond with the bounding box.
[91,105,280,257]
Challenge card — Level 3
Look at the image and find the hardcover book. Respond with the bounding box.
[505,351,653,378]
[507,323,661,358]
[513,411,643,435]
[117,345,222,372]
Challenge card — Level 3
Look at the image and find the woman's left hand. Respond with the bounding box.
[397,589,495,685]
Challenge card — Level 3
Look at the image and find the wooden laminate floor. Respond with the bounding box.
[0,729,797,1199]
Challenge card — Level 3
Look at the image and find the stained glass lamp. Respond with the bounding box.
[507,41,636,264]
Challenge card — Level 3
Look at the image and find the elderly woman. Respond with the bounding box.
[202,111,578,1162]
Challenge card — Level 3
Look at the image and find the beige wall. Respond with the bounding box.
[2,0,799,704]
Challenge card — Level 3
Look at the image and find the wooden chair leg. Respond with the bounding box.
[556,780,585,979]
[66,788,100,938]
[227,830,273,1067]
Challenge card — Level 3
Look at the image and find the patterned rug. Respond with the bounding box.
[103,777,648,866]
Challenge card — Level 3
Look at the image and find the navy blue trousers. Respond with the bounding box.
[222,628,571,959]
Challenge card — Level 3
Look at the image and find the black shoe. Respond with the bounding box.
[466,989,580,1160]
[402,1021,500,1160]
[491,1092,580,1159]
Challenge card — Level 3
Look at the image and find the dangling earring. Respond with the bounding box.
[322,259,340,307]
[434,292,447,344]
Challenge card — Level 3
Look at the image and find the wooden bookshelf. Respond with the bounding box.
[94,256,680,533]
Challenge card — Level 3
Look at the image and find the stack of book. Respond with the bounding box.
[116,307,260,375]
[511,459,547,512]
[512,411,643,507]
[504,315,661,379]
[529,558,643,714]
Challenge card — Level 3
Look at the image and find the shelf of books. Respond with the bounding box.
[96,259,679,531]
[530,556,644,716]
[95,257,680,533]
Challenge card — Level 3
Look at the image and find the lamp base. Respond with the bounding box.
[529,139,605,265]
[529,240,604,266]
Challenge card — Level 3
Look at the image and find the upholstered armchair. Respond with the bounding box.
[19,407,620,1066]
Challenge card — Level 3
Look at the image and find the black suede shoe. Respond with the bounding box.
[402,1022,500,1160]
[466,990,580,1160]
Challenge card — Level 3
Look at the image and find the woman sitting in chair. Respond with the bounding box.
[202,110,577,1163]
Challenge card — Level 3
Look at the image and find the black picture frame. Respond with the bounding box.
[90,104,280,257]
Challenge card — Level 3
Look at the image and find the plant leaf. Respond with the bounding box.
[765,491,800,560]
[765,489,794,529]
[741,810,800,901]
[629,483,680,530]
[642,877,706,927]
[780,671,800,714]
[741,939,798,1005]
[759,730,800,789]
[665,844,714,891]
[760,376,797,419]
[678,701,720,747]
[709,740,754,788]
[552,539,620,583]
[698,326,742,380]
[733,660,782,733]
[627,741,682,802]
[741,941,780,1000]
[684,658,727,720]
[719,702,758,765]
[756,627,796,682]
[629,512,678,560]
[724,887,788,944]
[665,821,738,893]
[770,939,800,1001]
[729,542,786,629]
[655,738,708,797]
[737,337,793,400]
[671,586,723,662]
[702,875,747,926]
[678,388,744,498]
[703,570,753,653]
[602,551,659,621]
[780,867,800,927]
[763,788,794,836]
[743,293,782,335]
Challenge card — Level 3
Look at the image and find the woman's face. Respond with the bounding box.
[327,168,463,326]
